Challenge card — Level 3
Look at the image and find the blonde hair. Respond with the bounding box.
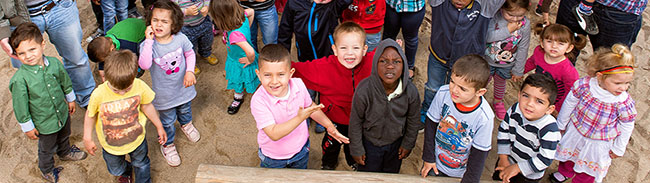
[586,44,635,77]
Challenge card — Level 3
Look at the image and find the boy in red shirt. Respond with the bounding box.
[292,22,373,170]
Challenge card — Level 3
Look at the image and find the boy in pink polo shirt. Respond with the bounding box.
[251,44,349,168]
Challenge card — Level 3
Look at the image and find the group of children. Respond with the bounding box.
[6,0,638,183]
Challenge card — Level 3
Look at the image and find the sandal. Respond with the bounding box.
[227,97,244,115]
[549,171,569,183]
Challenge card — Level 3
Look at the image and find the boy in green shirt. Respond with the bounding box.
[9,22,88,183]
[88,18,147,81]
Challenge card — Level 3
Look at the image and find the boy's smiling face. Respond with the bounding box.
[15,39,45,66]
[256,61,295,98]
[333,32,368,69]
[518,85,555,121]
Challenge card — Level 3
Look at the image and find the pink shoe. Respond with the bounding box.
[494,101,506,120]
[161,144,181,167]
[181,121,201,143]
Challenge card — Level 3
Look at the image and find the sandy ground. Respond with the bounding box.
[0,0,648,182]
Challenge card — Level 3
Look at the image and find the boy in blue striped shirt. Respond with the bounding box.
[494,73,561,182]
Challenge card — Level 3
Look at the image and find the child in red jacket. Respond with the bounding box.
[292,22,373,170]
[341,0,385,51]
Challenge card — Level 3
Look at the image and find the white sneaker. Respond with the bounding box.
[181,121,201,143]
[161,144,181,167]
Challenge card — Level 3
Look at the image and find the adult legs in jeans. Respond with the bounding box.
[421,53,452,122]
[556,0,643,59]
[91,2,104,32]
[181,18,215,58]
[382,6,425,70]
[37,118,72,174]
[259,141,309,169]
[101,0,129,31]
[250,5,279,51]
[103,140,151,183]
[557,161,596,183]
[357,138,402,173]
[158,101,193,145]
[18,0,96,107]
[321,123,354,169]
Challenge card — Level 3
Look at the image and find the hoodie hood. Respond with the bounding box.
[369,39,410,93]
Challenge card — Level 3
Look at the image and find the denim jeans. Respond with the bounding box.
[15,0,96,107]
[102,140,151,183]
[250,5,279,51]
[382,6,425,70]
[556,0,643,53]
[357,138,402,173]
[258,140,309,169]
[158,101,193,145]
[37,117,72,174]
[92,0,137,31]
[101,0,128,32]
[421,53,452,122]
[181,17,215,58]
[366,32,381,52]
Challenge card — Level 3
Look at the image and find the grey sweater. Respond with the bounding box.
[348,39,422,157]
[484,11,530,76]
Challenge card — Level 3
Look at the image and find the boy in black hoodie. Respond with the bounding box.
[348,39,422,173]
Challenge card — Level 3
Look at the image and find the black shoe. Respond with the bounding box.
[227,97,244,115]
[535,4,543,16]
[136,68,145,78]
[573,6,599,35]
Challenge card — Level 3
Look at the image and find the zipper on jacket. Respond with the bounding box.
[308,3,318,59]
[352,70,355,92]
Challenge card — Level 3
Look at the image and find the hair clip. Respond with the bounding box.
[150,5,154,11]
[574,33,578,38]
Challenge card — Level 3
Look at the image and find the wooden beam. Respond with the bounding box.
[196,164,499,182]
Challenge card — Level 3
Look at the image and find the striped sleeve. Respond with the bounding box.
[519,121,561,177]
[496,106,515,155]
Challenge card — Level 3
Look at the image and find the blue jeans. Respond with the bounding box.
[489,65,513,79]
[366,32,381,52]
[258,140,309,169]
[102,140,151,183]
[158,101,193,145]
[357,138,402,173]
[181,17,215,58]
[557,0,643,52]
[250,5,279,51]
[15,0,96,107]
[101,0,128,31]
[382,6,425,70]
[421,53,452,122]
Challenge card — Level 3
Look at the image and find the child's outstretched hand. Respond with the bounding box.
[398,147,412,159]
[326,127,350,144]
[24,129,39,140]
[84,140,97,156]
[68,102,76,115]
[352,155,366,165]
[238,57,252,68]
[200,6,209,17]
[184,71,196,87]
[145,26,154,40]
[185,5,199,16]
[496,163,521,183]
[298,104,324,119]
[157,127,168,145]
[420,161,438,178]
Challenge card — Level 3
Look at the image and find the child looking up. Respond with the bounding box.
[494,73,561,183]
[209,0,260,114]
[9,22,87,183]
[525,24,586,115]
[83,50,167,183]
[348,39,422,173]
[251,44,348,169]
[484,0,531,120]
[420,55,494,183]
[138,0,200,167]
[550,44,637,183]
[291,22,374,170]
